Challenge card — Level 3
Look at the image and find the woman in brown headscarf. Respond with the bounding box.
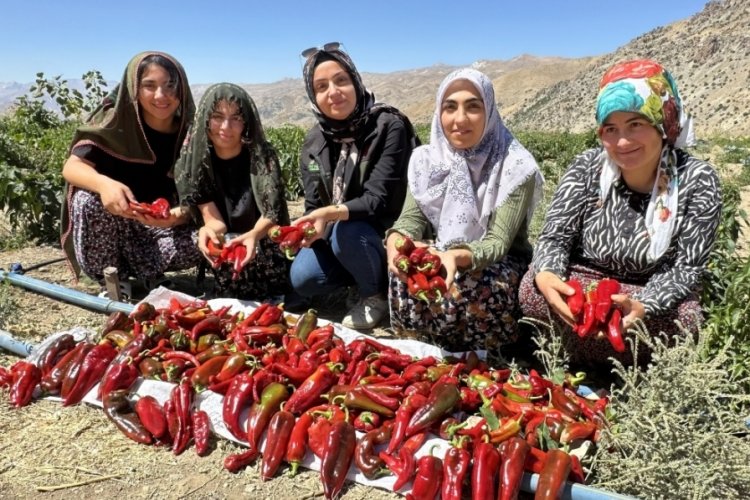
[61,51,201,296]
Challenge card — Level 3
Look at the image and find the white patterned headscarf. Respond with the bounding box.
[408,68,544,249]
[595,59,694,262]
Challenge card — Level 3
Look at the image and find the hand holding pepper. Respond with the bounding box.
[611,293,646,331]
[534,271,579,327]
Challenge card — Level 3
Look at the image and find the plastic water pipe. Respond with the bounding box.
[0,269,134,316]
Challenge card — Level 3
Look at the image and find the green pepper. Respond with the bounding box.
[190,355,229,392]
[245,382,289,462]
[195,333,221,353]
[293,308,318,344]
[404,381,460,437]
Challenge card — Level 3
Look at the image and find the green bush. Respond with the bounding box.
[266,125,306,201]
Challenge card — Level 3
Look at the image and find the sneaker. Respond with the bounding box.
[345,286,360,309]
[341,294,389,330]
[97,280,132,301]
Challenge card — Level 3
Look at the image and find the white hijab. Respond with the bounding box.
[408,68,543,249]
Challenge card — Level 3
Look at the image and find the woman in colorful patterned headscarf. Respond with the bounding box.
[520,59,721,366]
[174,83,290,300]
[289,43,420,330]
[386,68,544,363]
[61,51,201,297]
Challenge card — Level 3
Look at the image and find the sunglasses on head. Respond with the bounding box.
[300,42,342,59]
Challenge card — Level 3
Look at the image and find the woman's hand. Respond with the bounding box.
[98,178,136,217]
[227,231,259,268]
[297,204,348,247]
[133,206,188,228]
[611,294,646,330]
[197,226,224,265]
[534,271,578,327]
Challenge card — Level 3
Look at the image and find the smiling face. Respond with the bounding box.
[599,111,663,180]
[440,79,486,150]
[207,100,245,159]
[312,60,357,120]
[137,63,180,132]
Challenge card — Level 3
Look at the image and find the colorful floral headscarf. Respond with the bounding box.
[595,59,694,262]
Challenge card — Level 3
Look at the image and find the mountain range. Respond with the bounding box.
[1,0,747,137]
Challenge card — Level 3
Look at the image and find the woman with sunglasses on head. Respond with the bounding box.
[289,43,420,329]
[174,84,290,300]
[519,59,721,366]
[385,68,544,362]
[61,51,201,296]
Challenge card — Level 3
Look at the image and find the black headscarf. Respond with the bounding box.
[302,48,375,141]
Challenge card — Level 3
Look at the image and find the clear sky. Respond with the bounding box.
[0,0,710,84]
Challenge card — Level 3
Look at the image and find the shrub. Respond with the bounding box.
[266,125,306,200]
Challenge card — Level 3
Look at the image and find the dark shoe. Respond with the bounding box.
[284,290,311,314]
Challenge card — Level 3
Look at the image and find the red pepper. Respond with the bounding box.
[393,253,412,273]
[260,409,295,480]
[498,436,530,500]
[429,276,448,301]
[214,353,248,383]
[560,421,597,444]
[222,371,255,441]
[379,446,416,492]
[535,449,572,500]
[35,334,76,377]
[576,285,599,337]
[305,324,334,347]
[190,355,229,392]
[295,220,317,239]
[189,315,221,341]
[162,350,201,368]
[442,443,471,500]
[134,395,168,440]
[103,389,152,445]
[267,224,300,243]
[550,385,582,421]
[41,343,84,395]
[386,393,427,454]
[353,411,381,432]
[256,303,285,327]
[472,441,501,500]
[319,419,357,499]
[354,420,392,479]
[407,451,443,500]
[163,358,188,383]
[9,361,42,408]
[607,308,626,353]
[238,302,270,327]
[246,382,290,462]
[417,252,442,278]
[566,278,585,317]
[285,363,340,415]
[171,379,194,455]
[60,342,94,400]
[407,272,431,302]
[358,385,400,410]
[231,244,248,280]
[63,343,117,406]
[394,234,416,256]
[0,366,11,389]
[409,246,428,266]
[595,278,620,324]
[278,226,305,260]
[405,381,460,437]
[285,411,313,476]
[192,409,211,456]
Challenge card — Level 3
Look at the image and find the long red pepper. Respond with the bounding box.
[354,421,393,479]
[260,409,295,480]
[498,437,531,500]
[320,420,357,500]
[192,410,211,456]
[63,343,117,406]
[595,278,620,323]
[246,382,289,461]
[9,361,41,408]
[36,334,75,376]
[222,372,255,441]
[441,442,471,500]
[285,363,339,415]
[534,449,572,500]
[386,393,427,454]
[405,381,460,437]
[406,452,443,500]
[171,380,194,455]
[565,279,585,317]
[103,389,153,445]
[286,411,314,476]
[60,342,93,399]
[134,395,168,440]
[607,308,626,352]
[472,441,501,500]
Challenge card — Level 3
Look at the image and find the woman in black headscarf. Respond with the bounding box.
[174,83,290,300]
[289,43,419,330]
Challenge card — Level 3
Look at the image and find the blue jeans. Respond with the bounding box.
[289,220,386,299]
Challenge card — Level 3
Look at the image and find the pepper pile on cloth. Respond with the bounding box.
[128,197,171,219]
[392,235,448,303]
[566,278,626,353]
[267,222,317,260]
[2,296,612,499]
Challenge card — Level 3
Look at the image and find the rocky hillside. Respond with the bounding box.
[509,0,750,136]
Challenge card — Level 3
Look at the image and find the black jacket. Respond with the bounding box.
[300,108,419,236]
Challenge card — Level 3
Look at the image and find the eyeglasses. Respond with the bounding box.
[209,113,244,129]
[300,42,342,59]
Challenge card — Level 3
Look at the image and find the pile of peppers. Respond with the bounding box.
[566,278,626,353]
[392,235,448,303]
[267,221,317,260]
[128,197,171,219]
[1,297,612,499]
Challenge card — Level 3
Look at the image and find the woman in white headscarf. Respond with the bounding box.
[520,59,721,366]
[386,68,544,361]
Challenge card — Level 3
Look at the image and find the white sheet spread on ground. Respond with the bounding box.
[29,286,482,494]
